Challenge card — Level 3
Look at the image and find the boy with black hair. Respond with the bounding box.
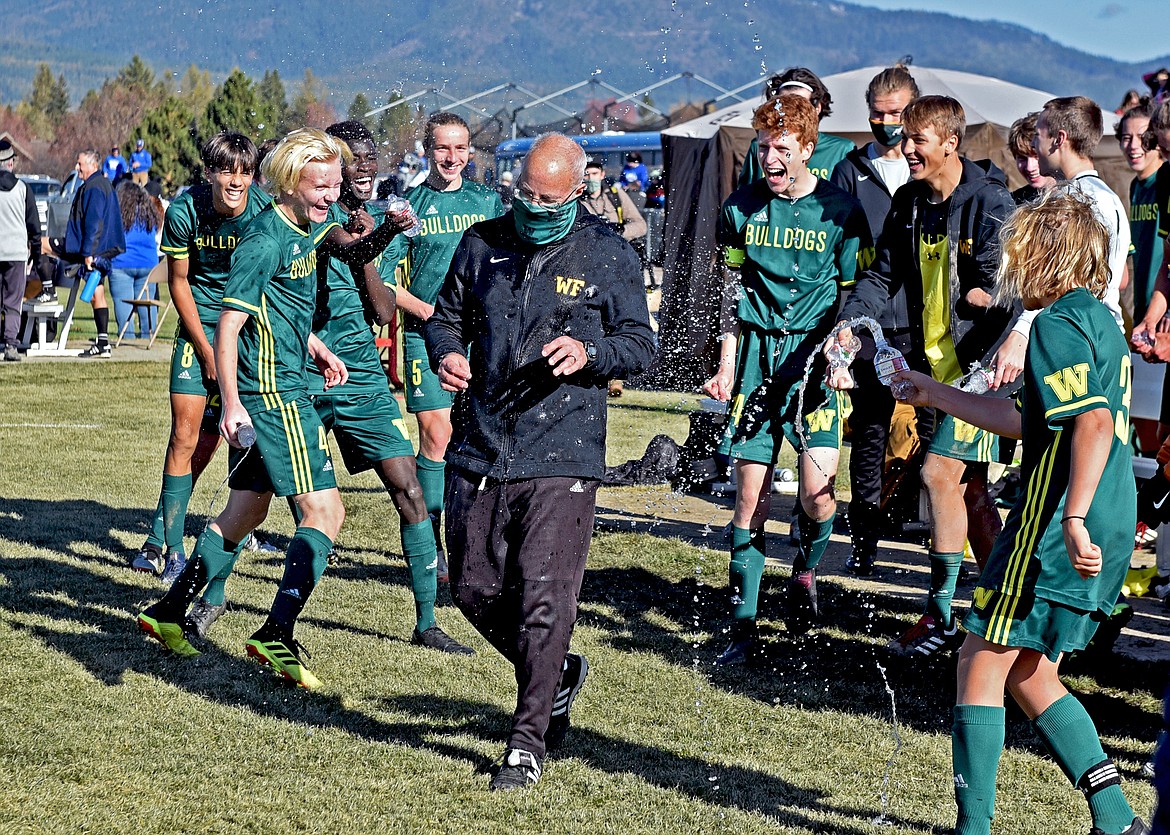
[833,95,1015,658]
[705,94,872,661]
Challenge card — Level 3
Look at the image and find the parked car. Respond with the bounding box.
[46,170,82,241]
[18,174,60,237]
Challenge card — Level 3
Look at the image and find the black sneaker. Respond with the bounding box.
[3,345,20,362]
[714,620,759,666]
[545,652,589,751]
[78,342,111,358]
[32,290,56,304]
[489,748,542,791]
[1090,817,1149,835]
[783,570,818,635]
[411,625,475,655]
[845,549,875,577]
[184,597,228,638]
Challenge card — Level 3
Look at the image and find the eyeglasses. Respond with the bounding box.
[517,185,578,208]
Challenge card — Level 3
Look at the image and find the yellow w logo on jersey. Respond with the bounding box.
[555,275,586,297]
[1043,363,1090,402]
[952,418,979,444]
[806,408,836,434]
[972,587,995,611]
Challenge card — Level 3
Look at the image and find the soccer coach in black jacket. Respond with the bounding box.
[425,133,655,792]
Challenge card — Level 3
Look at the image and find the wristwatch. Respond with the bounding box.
[582,340,598,366]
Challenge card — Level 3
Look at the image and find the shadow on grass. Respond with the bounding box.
[381,694,938,835]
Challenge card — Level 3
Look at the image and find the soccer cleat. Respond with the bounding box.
[845,550,875,577]
[545,653,589,751]
[160,551,187,587]
[245,633,322,690]
[132,547,164,575]
[78,342,111,358]
[411,625,475,655]
[1090,817,1150,835]
[714,620,759,666]
[184,597,228,639]
[489,748,542,791]
[783,570,819,635]
[137,609,200,657]
[886,613,962,658]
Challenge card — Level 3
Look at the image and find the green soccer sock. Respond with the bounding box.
[151,528,235,622]
[792,508,833,573]
[200,537,247,607]
[145,491,166,551]
[729,526,765,622]
[268,527,333,632]
[1033,694,1135,835]
[952,704,1005,835]
[415,454,446,519]
[161,472,194,555]
[402,519,438,632]
[927,551,965,628]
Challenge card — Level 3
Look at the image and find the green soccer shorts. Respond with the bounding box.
[403,331,455,414]
[927,411,997,463]
[717,327,843,465]
[228,393,338,498]
[313,388,416,475]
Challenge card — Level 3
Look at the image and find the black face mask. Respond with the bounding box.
[870,121,904,147]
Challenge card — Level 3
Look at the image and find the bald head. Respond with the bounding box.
[518,133,586,205]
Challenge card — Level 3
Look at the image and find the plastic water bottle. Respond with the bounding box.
[873,339,914,399]
[958,363,993,394]
[79,269,103,303]
[826,334,862,389]
[237,424,256,448]
[387,196,422,237]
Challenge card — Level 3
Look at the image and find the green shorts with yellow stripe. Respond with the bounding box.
[170,324,217,398]
[313,388,415,475]
[228,393,337,497]
[717,327,843,465]
[926,411,998,463]
[963,586,1100,662]
[403,331,454,414]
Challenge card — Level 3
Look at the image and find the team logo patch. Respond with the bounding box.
[752,210,767,222]
[292,243,302,255]
[413,387,424,397]
[570,480,585,493]
[972,587,994,611]
[178,370,192,380]
[426,206,439,216]
[323,459,334,471]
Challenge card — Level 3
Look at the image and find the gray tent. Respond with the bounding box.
[649,66,1126,389]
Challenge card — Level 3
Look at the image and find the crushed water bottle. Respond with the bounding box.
[873,339,914,399]
[957,363,993,394]
[1135,330,1156,349]
[237,424,256,448]
[826,334,862,389]
[387,196,422,237]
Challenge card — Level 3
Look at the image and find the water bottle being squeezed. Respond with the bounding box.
[873,339,914,399]
[957,363,993,394]
[825,334,861,389]
[386,196,422,237]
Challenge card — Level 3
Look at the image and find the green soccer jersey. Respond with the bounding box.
[1130,169,1163,323]
[159,183,271,330]
[739,132,856,185]
[307,202,398,396]
[385,179,504,333]
[221,204,337,398]
[718,178,873,334]
[979,288,1134,615]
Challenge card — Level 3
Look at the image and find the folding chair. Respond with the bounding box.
[116,259,171,348]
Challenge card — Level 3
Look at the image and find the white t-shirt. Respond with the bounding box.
[1011,170,1129,336]
[866,143,910,194]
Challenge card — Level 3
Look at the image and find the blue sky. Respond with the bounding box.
[847,1,1167,63]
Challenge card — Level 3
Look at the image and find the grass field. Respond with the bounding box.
[0,356,1162,834]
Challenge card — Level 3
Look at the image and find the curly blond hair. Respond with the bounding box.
[994,189,1109,307]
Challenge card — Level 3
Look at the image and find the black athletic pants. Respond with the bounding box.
[446,468,597,759]
[0,261,27,346]
[846,330,915,547]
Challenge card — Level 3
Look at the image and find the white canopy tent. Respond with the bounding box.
[648,66,1126,389]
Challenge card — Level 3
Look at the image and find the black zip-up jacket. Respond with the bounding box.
[838,157,1015,373]
[425,210,655,481]
[830,145,911,331]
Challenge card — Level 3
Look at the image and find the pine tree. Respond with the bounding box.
[202,69,264,142]
[135,95,201,191]
[176,65,215,117]
[19,64,69,140]
[347,93,372,129]
[256,70,288,137]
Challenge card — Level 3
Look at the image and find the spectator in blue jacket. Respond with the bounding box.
[103,146,128,183]
[622,152,649,192]
[64,149,126,357]
[109,181,161,339]
[130,139,153,186]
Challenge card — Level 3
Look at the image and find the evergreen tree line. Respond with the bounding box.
[1,57,416,191]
